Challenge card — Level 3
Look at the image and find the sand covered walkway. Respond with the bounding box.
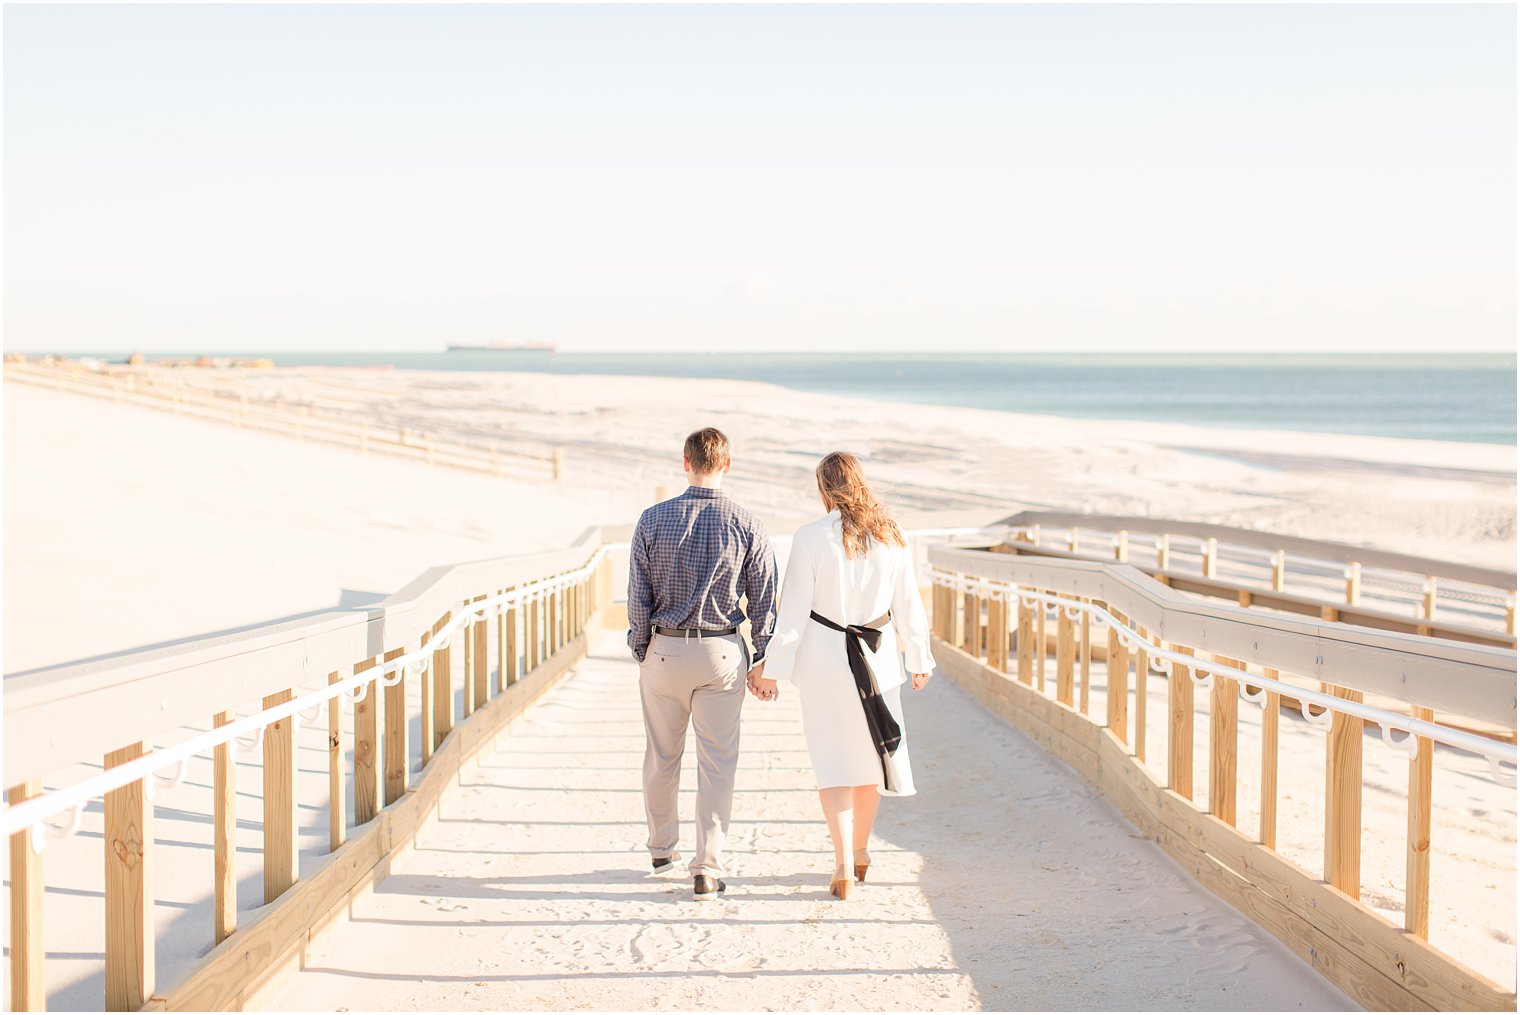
[270,632,1352,1011]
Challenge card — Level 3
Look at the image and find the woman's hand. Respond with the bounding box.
[911,671,933,691]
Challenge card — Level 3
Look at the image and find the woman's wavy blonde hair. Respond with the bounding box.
[815,451,904,559]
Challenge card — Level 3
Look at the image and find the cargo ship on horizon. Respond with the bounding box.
[445,341,556,354]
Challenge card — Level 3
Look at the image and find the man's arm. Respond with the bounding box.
[626,511,654,662]
[742,516,779,665]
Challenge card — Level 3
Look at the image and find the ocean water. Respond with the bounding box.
[57,352,1518,445]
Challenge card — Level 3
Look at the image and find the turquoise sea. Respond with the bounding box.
[55,352,1518,445]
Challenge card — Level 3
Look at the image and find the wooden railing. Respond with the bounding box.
[3,359,566,480]
[3,528,617,1011]
[927,541,1516,1011]
[990,510,1516,646]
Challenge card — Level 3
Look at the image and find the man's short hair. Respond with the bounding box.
[684,427,731,476]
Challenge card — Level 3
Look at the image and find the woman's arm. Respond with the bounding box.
[890,537,936,677]
[758,529,815,684]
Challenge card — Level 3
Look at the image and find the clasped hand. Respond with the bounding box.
[746,662,778,702]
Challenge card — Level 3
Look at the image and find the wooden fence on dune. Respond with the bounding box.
[3,359,565,481]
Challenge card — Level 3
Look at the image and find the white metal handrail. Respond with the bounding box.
[1,545,615,851]
[928,565,1518,786]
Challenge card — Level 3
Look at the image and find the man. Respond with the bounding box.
[627,427,777,901]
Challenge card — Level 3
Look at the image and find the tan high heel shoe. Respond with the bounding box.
[853,849,871,884]
[829,863,851,900]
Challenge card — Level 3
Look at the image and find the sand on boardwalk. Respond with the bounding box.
[268,630,1355,1012]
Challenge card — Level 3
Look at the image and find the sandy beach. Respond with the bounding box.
[5,365,1513,674]
[3,364,1515,1006]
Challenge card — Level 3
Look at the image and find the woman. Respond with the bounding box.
[749,451,935,900]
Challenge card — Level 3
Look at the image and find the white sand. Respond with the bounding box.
[269,630,1355,1012]
[3,367,1514,1008]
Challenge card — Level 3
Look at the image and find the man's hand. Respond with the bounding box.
[911,671,933,691]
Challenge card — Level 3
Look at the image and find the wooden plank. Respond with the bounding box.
[1055,606,1075,706]
[214,710,237,943]
[432,612,452,749]
[1133,631,1149,763]
[105,741,154,1010]
[529,593,541,671]
[461,612,476,719]
[1016,592,1033,686]
[505,602,520,686]
[1168,645,1195,800]
[262,689,297,904]
[383,646,408,805]
[8,780,43,1012]
[1406,705,1433,938]
[1209,655,1239,826]
[353,657,381,826]
[1105,613,1128,743]
[1079,605,1091,715]
[472,601,489,712]
[496,591,509,693]
[1324,683,1364,898]
[1035,598,1047,691]
[961,592,977,656]
[418,631,434,767]
[1260,671,1280,850]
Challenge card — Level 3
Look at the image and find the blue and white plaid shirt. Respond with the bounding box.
[626,486,778,664]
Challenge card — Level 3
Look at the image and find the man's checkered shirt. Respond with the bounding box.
[626,485,777,664]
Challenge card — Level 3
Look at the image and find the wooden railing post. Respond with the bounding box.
[529,592,542,670]
[461,612,477,719]
[8,781,44,1012]
[1324,684,1364,898]
[471,599,489,712]
[1056,605,1075,706]
[1156,533,1170,570]
[506,597,521,686]
[383,647,408,805]
[961,592,978,657]
[1209,656,1239,826]
[1078,602,1091,714]
[432,613,453,749]
[214,710,238,942]
[1068,526,1079,553]
[1105,613,1128,742]
[263,689,297,903]
[1035,599,1048,692]
[1406,705,1434,937]
[1270,549,1286,591]
[1133,631,1150,762]
[105,742,154,1011]
[1114,530,1129,563]
[1167,645,1194,800]
[1345,562,1361,605]
[354,658,381,825]
[418,634,434,767]
[987,595,1006,670]
[1202,537,1218,579]
[1016,592,1034,685]
[1260,670,1280,850]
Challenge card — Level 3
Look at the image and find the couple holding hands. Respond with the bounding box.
[627,428,936,902]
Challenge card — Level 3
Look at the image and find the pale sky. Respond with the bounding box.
[4,3,1515,354]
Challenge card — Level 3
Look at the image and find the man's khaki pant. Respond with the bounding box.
[638,631,748,875]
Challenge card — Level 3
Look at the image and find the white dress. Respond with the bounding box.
[763,512,936,796]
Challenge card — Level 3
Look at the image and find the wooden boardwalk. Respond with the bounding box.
[269,632,1352,1011]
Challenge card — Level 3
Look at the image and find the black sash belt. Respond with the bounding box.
[809,610,901,787]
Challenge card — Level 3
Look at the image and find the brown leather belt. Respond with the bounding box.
[652,626,739,639]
